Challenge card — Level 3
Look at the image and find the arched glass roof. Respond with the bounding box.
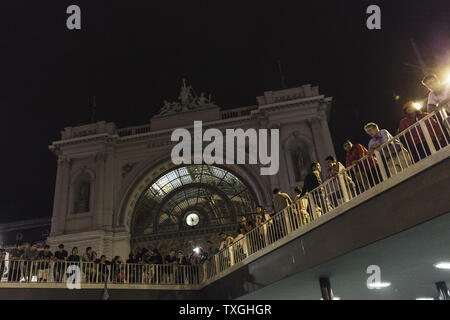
[132,165,257,235]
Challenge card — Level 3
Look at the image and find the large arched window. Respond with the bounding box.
[285,134,313,183]
[72,172,91,214]
[131,165,257,237]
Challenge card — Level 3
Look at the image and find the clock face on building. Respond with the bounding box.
[186,212,200,226]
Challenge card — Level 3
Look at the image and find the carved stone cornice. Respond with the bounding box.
[95,151,106,162]
[57,156,72,166]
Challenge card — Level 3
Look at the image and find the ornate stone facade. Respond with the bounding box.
[47,81,335,259]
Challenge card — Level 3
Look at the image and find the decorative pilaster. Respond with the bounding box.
[51,156,71,235]
[319,112,336,159]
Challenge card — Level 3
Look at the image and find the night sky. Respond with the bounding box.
[0,0,448,222]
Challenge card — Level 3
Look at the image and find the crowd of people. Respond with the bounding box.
[0,242,217,284]
[1,73,449,284]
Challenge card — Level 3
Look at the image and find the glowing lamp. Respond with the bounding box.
[445,73,450,84]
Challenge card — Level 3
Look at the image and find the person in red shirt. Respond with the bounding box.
[343,140,380,191]
[397,102,443,163]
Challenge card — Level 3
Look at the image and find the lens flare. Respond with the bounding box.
[445,73,450,84]
[413,103,422,110]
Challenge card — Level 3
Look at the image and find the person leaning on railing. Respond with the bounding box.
[325,155,356,204]
[422,74,450,114]
[67,247,81,281]
[24,243,39,282]
[126,253,137,284]
[164,249,178,284]
[422,74,450,140]
[300,162,333,215]
[97,255,110,283]
[110,256,124,283]
[294,187,311,226]
[343,140,380,190]
[398,102,444,162]
[233,226,248,258]
[53,244,68,283]
[239,215,254,234]
[365,123,412,176]
[37,245,53,282]
[82,247,94,283]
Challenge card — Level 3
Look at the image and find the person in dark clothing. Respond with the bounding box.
[300,162,333,217]
[147,249,163,284]
[24,243,39,282]
[98,255,110,283]
[82,247,95,283]
[110,256,124,283]
[37,245,53,282]
[54,244,68,282]
[164,249,177,284]
[136,248,149,284]
[203,241,218,262]
[175,251,188,284]
[300,162,322,197]
[66,247,81,281]
[149,249,163,265]
[67,247,81,263]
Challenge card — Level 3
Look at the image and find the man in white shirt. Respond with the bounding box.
[364,122,412,177]
[422,74,450,113]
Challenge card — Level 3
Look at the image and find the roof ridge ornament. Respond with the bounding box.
[156,79,217,117]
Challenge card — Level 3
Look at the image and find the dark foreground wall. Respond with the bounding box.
[0,288,202,300]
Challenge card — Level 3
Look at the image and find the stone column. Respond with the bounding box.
[50,156,71,236]
[319,113,336,159]
[102,139,116,231]
[94,151,106,230]
[308,118,325,163]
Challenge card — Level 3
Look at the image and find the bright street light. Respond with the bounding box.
[367,282,391,289]
[434,262,450,270]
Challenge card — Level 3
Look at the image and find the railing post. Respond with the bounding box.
[263,224,269,245]
[243,237,249,257]
[229,246,235,266]
[202,262,207,282]
[419,121,437,154]
[337,174,350,203]
[308,192,317,220]
[283,208,293,234]
[374,150,388,181]
[214,255,220,275]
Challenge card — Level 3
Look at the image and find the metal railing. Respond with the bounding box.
[1,109,449,288]
[0,260,202,286]
[203,108,450,281]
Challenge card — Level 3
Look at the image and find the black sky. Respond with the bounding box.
[0,0,449,222]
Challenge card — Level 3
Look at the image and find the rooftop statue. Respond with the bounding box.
[156,79,217,117]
